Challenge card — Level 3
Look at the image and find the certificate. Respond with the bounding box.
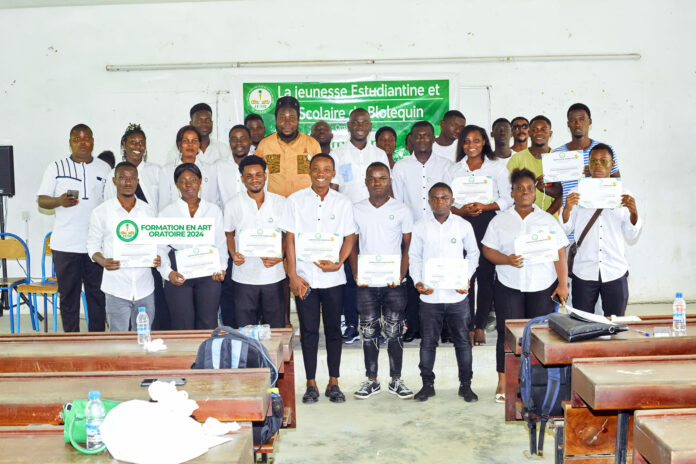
[451,176,494,205]
[238,228,282,258]
[112,242,157,268]
[296,232,341,263]
[424,258,469,290]
[175,245,222,279]
[542,151,584,182]
[513,232,559,265]
[578,178,622,209]
[357,254,401,286]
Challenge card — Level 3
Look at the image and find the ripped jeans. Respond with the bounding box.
[356,285,407,379]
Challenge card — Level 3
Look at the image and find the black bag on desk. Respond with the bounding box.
[548,313,629,342]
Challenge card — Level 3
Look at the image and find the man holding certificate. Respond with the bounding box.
[224,155,286,328]
[482,168,569,403]
[409,183,480,403]
[87,162,160,332]
[348,161,415,400]
[562,144,641,317]
[281,154,357,404]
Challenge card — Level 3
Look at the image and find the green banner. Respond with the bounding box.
[243,79,450,161]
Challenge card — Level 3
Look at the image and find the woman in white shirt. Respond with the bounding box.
[158,163,227,330]
[482,168,569,402]
[449,125,512,346]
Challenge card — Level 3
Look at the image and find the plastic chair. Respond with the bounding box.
[0,232,33,334]
[16,233,60,332]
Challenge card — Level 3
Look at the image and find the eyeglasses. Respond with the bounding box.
[589,159,612,167]
[512,123,528,130]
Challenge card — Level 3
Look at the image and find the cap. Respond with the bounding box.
[88,390,100,400]
[138,307,146,312]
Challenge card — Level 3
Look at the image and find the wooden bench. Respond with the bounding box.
[633,408,696,464]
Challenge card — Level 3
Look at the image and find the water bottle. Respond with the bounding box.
[672,292,687,336]
[136,307,150,345]
[85,390,106,450]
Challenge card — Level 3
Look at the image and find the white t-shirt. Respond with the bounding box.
[391,154,453,222]
[447,156,513,211]
[166,138,232,165]
[36,157,111,253]
[332,142,390,204]
[224,191,286,285]
[432,140,458,163]
[158,157,219,210]
[105,161,161,213]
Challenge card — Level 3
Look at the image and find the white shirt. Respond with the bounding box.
[157,199,228,281]
[432,140,458,163]
[105,161,161,213]
[224,191,287,285]
[87,198,156,300]
[36,157,111,253]
[410,213,479,304]
[166,138,232,164]
[561,187,642,282]
[215,159,245,206]
[482,205,569,292]
[332,142,390,204]
[158,157,219,210]
[392,154,453,222]
[280,187,356,289]
[447,156,513,211]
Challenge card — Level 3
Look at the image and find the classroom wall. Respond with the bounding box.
[0,0,694,302]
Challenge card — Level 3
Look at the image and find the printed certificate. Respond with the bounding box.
[513,232,559,265]
[451,176,494,205]
[175,245,222,279]
[238,228,282,258]
[112,242,157,268]
[578,178,622,209]
[424,258,469,290]
[542,151,584,182]
[296,232,341,263]
[357,254,401,286]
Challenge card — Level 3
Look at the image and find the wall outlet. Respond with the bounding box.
[21,211,30,221]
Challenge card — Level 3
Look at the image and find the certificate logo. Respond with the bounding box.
[376,255,382,262]
[559,153,566,159]
[389,214,395,220]
[257,228,263,235]
[532,234,538,240]
[116,220,138,243]
[315,233,321,239]
[468,177,475,183]
[450,238,456,243]
[248,86,274,113]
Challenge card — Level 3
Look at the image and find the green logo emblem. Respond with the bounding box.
[468,177,475,183]
[268,217,274,223]
[532,234,538,240]
[116,220,138,243]
[451,238,456,243]
[376,255,382,262]
[315,233,321,239]
[389,214,395,220]
[257,228,263,235]
[330,214,335,220]
[247,86,274,113]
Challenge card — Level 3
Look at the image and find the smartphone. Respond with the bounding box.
[550,294,564,306]
[140,377,187,387]
[66,189,79,198]
[299,285,312,300]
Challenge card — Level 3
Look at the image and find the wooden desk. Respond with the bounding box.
[633,408,696,464]
[0,369,270,426]
[0,424,254,463]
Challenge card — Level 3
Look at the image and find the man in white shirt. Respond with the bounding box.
[245,113,266,156]
[349,162,414,399]
[37,124,110,332]
[224,156,286,328]
[87,162,160,331]
[410,182,480,402]
[281,154,357,404]
[310,120,333,155]
[166,103,233,164]
[432,110,466,163]
[562,144,641,317]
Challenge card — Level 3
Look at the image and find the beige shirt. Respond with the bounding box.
[254,133,321,197]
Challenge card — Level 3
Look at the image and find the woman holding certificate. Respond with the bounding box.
[158,163,227,330]
[448,125,511,346]
[481,168,569,403]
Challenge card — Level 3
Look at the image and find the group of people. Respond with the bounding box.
[36,95,641,405]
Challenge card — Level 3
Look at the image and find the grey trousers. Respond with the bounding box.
[105,292,155,332]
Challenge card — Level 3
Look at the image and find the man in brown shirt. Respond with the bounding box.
[254,96,321,197]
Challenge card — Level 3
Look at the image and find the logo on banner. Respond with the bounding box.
[116,220,138,242]
[248,86,274,113]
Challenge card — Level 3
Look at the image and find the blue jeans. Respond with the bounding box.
[357,285,407,378]
[419,298,472,385]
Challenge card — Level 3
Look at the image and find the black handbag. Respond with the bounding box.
[548,313,628,342]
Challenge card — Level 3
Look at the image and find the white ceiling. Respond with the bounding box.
[0,0,234,8]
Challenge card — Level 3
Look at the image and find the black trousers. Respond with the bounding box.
[572,272,629,318]
[150,267,171,330]
[464,210,496,330]
[52,250,105,332]
[404,273,421,334]
[219,257,236,327]
[494,279,557,373]
[164,276,221,330]
[234,280,285,328]
[295,285,344,380]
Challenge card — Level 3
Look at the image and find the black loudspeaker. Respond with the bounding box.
[0,146,15,196]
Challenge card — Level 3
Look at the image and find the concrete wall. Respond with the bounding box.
[1,0,694,301]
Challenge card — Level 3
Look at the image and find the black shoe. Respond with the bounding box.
[458,384,479,402]
[414,384,435,402]
[325,385,346,403]
[342,326,360,344]
[302,386,320,404]
[403,331,420,342]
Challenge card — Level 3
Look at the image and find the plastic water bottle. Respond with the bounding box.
[136,307,150,345]
[672,292,687,336]
[85,390,106,450]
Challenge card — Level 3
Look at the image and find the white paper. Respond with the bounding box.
[357,254,401,286]
[514,231,559,265]
[542,150,585,182]
[424,258,469,290]
[113,242,157,268]
[578,178,622,209]
[567,306,616,325]
[175,245,222,279]
[238,228,282,258]
[296,232,341,263]
[451,176,494,205]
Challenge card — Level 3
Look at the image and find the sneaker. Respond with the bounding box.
[342,325,360,344]
[325,384,346,403]
[302,386,320,404]
[414,384,435,402]
[458,384,479,403]
[485,312,497,332]
[340,315,347,335]
[388,379,414,399]
[354,380,381,399]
